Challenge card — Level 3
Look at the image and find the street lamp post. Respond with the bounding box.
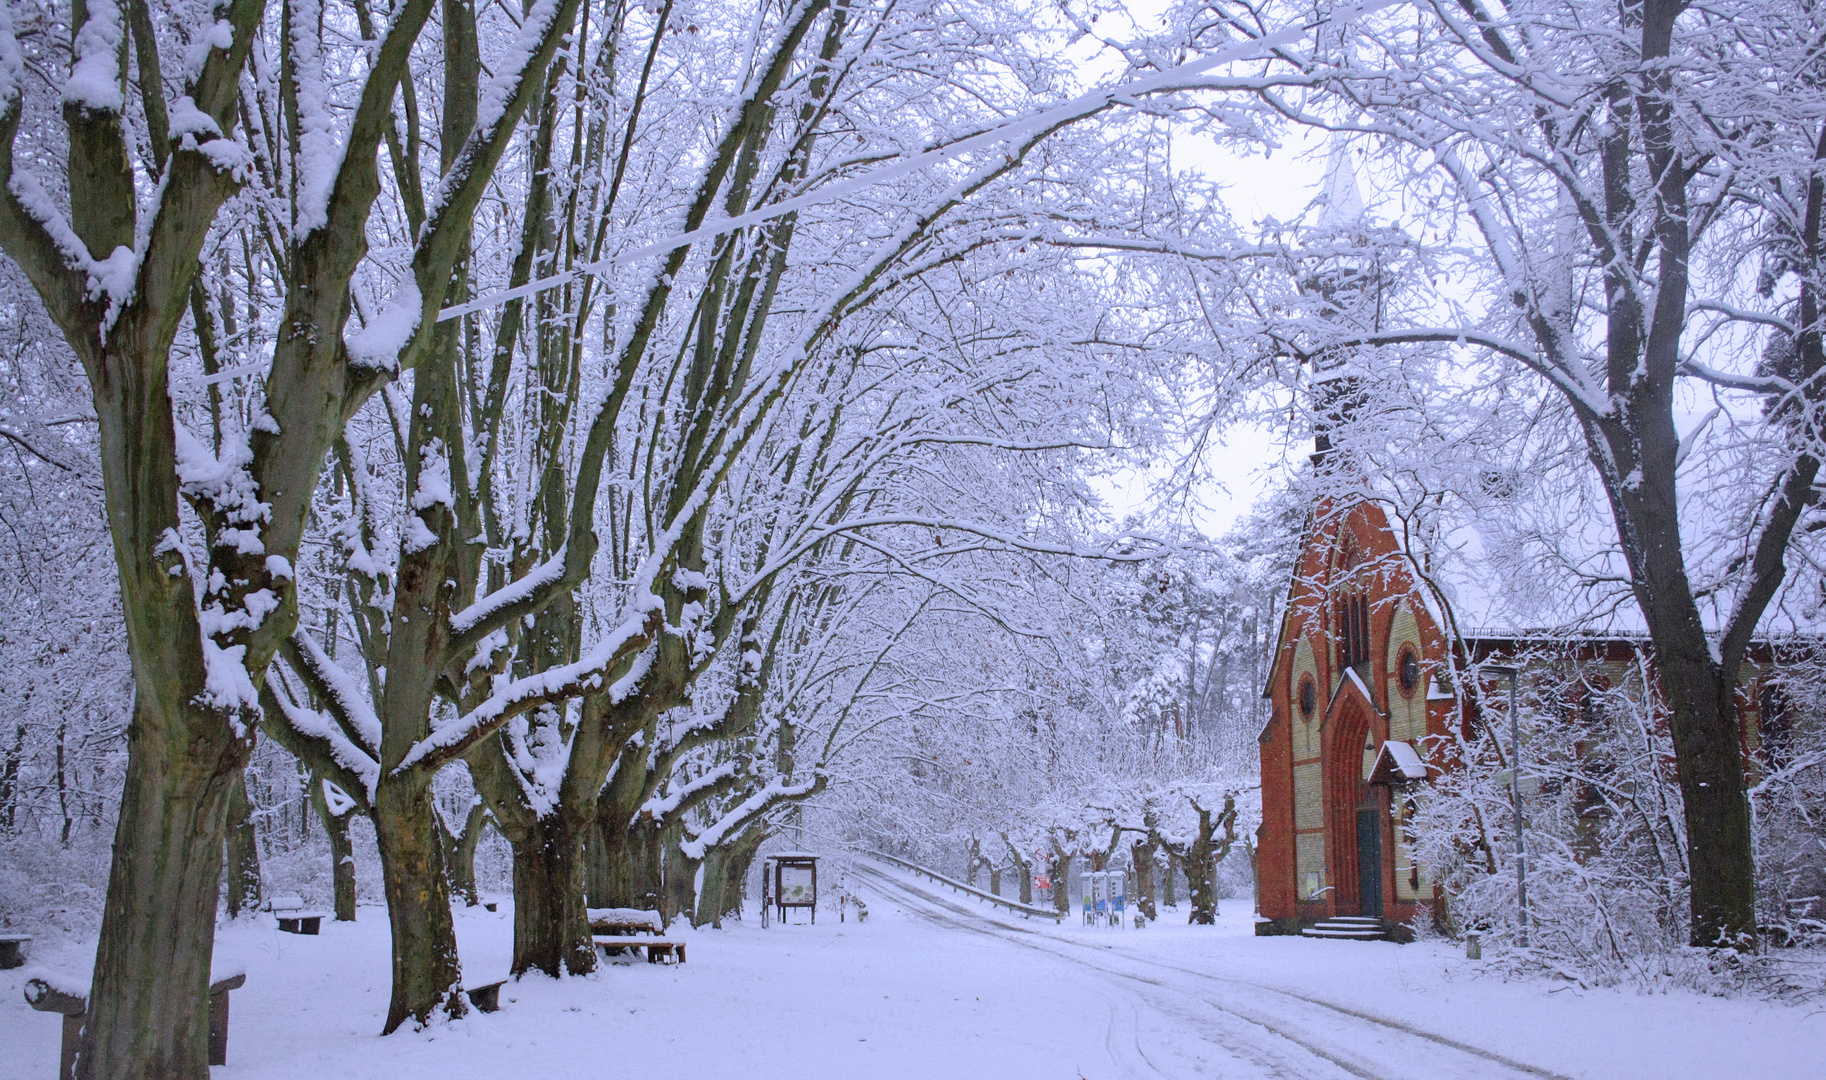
[1484,664,1528,948]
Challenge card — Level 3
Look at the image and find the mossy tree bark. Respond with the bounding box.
[1049,838,1074,917]
[372,778,464,1030]
[223,770,263,919]
[440,800,490,908]
[1162,793,1236,926]
[0,2,271,1073]
[1003,835,1033,905]
[1130,837,1159,922]
[697,825,764,927]
[309,777,358,921]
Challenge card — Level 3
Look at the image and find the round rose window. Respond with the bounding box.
[1398,646,1421,696]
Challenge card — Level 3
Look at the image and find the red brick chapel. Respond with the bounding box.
[1252,492,1789,937]
[1252,153,1789,936]
[1254,493,1450,935]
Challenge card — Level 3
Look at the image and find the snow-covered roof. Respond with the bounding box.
[1370,740,1427,784]
[1371,494,1826,643]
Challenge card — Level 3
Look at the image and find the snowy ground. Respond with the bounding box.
[2,860,1820,1079]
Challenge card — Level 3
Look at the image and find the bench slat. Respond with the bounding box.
[591,936,686,964]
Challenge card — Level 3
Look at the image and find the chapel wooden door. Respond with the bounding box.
[1356,809,1383,918]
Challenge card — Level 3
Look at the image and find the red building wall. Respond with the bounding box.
[1256,495,1781,935]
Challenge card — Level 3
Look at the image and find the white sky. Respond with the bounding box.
[1058,3,1340,537]
[1090,128,1335,538]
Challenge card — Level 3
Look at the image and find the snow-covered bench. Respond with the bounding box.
[591,935,686,964]
[264,895,331,935]
[0,932,30,969]
[587,907,663,936]
[23,962,246,1078]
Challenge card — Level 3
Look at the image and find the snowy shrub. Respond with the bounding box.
[1748,649,1826,955]
[1408,652,1824,997]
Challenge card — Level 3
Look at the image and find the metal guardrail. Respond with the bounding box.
[862,849,1064,922]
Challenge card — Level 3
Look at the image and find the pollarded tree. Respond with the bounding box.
[267,0,1151,980]
[402,0,1324,974]
[0,0,597,1057]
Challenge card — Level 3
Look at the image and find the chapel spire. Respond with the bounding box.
[1303,140,1380,473]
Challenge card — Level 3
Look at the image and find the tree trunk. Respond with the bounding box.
[1183,796,1237,926]
[693,825,765,928]
[223,769,263,918]
[696,845,734,929]
[1187,806,1217,925]
[444,801,489,907]
[989,865,1002,898]
[1246,836,1260,916]
[662,826,699,927]
[586,735,664,910]
[0,723,23,830]
[310,780,358,921]
[1186,852,1217,924]
[586,813,661,911]
[1163,854,1178,908]
[79,744,239,1080]
[56,718,71,845]
[631,818,666,913]
[585,812,630,907]
[1003,834,1032,905]
[1130,838,1158,922]
[372,777,466,1032]
[1050,843,1073,917]
[721,830,764,925]
[507,811,594,977]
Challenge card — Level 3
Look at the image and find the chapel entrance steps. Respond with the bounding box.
[1300,915,1396,941]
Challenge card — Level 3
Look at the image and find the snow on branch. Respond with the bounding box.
[641,759,740,822]
[65,0,126,113]
[288,632,383,752]
[0,3,24,110]
[265,673,380,803]
[199,638,260,729]
[436,4,1372,322]
[345,281,423,370]
[391,605,658,775]
[287,0,348,237]
[448,544,567,635]
[1677,357,1791,396]
[420,0,568,223]
[678,768,829,860]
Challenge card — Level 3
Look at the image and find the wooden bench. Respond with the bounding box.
[24,969,245,1078]
[591,935,686,964]
[264,895,331,935]
[587,907,663,937]
[0,933,30,969]
[466,978,508,1012]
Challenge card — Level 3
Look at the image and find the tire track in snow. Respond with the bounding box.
[858,861,1358,1079]
[862,861,1272,1080]
[855,859,1572,1080]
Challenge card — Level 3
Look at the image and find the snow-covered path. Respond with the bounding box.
[2,860,1820,1079]
[855,860,1559,1079]
[856,858,1824,1080]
